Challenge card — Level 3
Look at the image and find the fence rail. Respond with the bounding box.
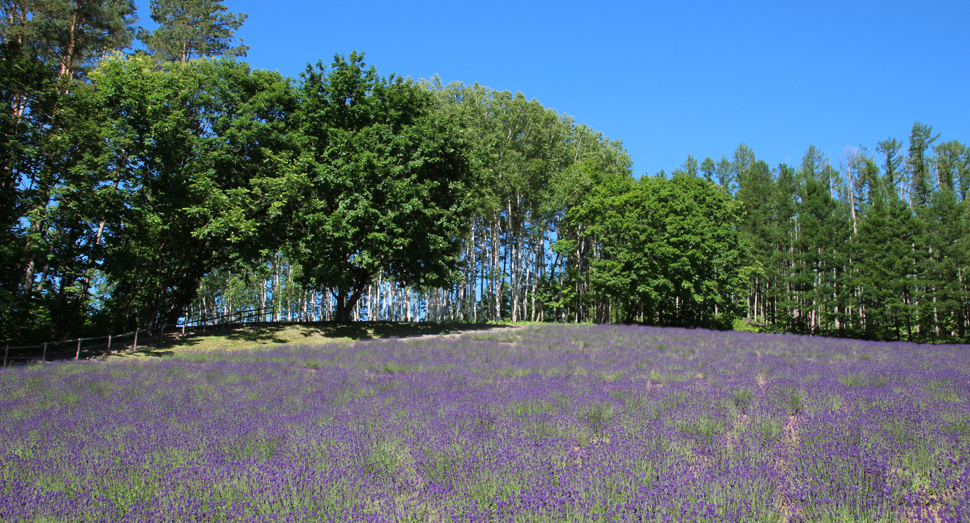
[2,308,273,367]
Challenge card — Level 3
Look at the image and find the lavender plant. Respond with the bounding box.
[1,325,968,522]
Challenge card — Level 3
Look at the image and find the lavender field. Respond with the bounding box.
[2,324,969,522]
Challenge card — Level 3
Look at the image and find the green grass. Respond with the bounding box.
[103,321,520,360]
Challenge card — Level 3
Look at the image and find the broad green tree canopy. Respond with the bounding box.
[565,165,747,326]
[276,52,473,323]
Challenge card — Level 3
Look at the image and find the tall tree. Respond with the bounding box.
[854,150,920,340]
[731,143,755,188]
[2,0,137,80]
[855,177,895,340]
[428,79,615,323]
[279,53,473,323]
[569,171,746,326]
[89,54,292,331]
[736,157,774,324]
[877,138,905,199]
[767,163,800,330]
[933,140,966,196]
[1,0,136,342]
[138,0,247,62]
[790,146,850,334]
[0,36,60,341]
[907,121,938,207]
[700,157,715,183]
[715,155,734,193]
[671,154,699,178]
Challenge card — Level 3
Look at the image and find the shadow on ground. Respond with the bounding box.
[95,322,519,360]
[4,323,520,364]
[219,321,516,343]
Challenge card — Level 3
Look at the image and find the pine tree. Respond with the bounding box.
[138,0,247,62]
[735,155,774,324]
[907,122,939,208]
[768,163,799,331]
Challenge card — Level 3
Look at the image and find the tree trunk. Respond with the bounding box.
[273,253,280,322]
[509,200,518,322]
[335,285,365,324]
[59,11,78,80]
[286,264,293,321]
[492,217,500,321]
[379,276,386,321]
[468,223,476,322]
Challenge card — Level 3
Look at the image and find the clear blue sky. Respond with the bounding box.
[137,0,969,178]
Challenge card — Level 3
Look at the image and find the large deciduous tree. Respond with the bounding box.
[279,52,473,323]
[90,54,292,331]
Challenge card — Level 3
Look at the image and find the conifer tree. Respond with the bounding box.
[138,0,247,62]
[735,155,773,324]
[907,121,938,207]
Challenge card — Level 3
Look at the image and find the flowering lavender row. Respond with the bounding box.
[1,325,968,522]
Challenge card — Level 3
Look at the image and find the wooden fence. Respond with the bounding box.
[2,308,273,367]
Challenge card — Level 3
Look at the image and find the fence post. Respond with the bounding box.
[41,342,47,362]
[76,339,82,360]
[181,323,185,338]
[133,331,138,352]
[160,326,165,343]
[107,335,112,353]
[3,344,7,368]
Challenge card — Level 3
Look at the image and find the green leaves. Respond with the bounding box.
[84,54,292,330]
[278,53,472,322]
[4,0,138,79]
[562,165,746,326]
[138,0,248,62]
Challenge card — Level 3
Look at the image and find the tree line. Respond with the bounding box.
[717,133,970,342]
[2,1,967,344]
